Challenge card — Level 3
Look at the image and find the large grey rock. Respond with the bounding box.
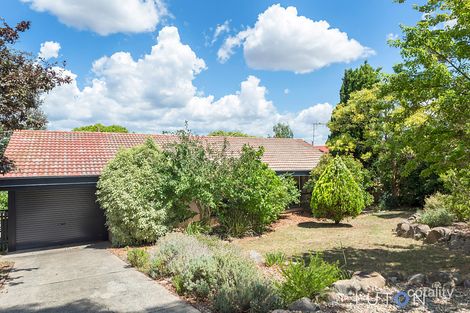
[428,271,457,286]
[424,227,452,244]
[332,279,362,295]
[352,271,386,291]
[287,297,319,312]
[396,222,411,237]
[333,272,386,295]
[407,273,428,286]
[413,224,431,240]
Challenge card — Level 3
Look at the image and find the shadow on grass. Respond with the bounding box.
[298,244,470,276]
[297,222,353,229]
[371,211,413,219]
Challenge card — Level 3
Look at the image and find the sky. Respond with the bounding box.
[2,0,422,144]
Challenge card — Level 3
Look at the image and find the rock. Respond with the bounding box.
[413,224,431,240]
[271,310,290,313]
[287,297,319,312]
[333,272,386,295]
[464,280,470,289]
[385,271,405,282]
[248,250,264,264]
[396,222,410,237]
[333,279,362,295]
[428,271,457,286]
[352,271,386,291]
[407,273,428,286]
[424,227,452,244]
[324,291,341,303]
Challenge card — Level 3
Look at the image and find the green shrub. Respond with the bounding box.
[441,169,470,221]
[305,154,373,207]
[217,146,300,236]
[311,156,367,224]
[0,191,7,210]
[127,248,150,271]
[185,221,211,235]
[419,207,455,228]
[277,254,342,304]
[418,193,455,227]
[149,232,213,277]
[96,139,171,246]
[212,246,281,313]
[265,251,286,267]
[150,232,281,312]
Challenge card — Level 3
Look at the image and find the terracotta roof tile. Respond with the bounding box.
[3,130,324,178]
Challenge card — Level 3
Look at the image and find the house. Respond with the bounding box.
[0,130,324,251]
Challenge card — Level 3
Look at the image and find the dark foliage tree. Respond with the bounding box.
[0,18,71,173]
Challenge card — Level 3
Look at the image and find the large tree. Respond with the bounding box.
[339,61,382,104]
[328,62,382,161]
[386,0,469,178]
[0,19,70,130]
[0,18,70,173]
[272,122,293,138]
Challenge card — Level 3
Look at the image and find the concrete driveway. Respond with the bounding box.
[0,243,200,313]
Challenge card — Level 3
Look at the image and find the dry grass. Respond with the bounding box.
[232,211,470,277]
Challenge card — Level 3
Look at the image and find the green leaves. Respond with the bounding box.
[311,156,366,223]
[218,145,300,236]
[73,123,129,133]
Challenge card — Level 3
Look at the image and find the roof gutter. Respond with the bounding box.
[0,175,99,189]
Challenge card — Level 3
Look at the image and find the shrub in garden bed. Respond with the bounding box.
[265,251,286,267]
[148,232,281,312]
[277,253,342,304]
[127,248,150,271]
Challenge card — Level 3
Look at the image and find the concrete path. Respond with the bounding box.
[0,243,200,313]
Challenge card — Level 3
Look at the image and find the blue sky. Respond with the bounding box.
[3,0,422,143]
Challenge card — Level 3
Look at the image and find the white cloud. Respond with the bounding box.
[386,33,399,41]
[43,26,332,143]
[21,0,168,35]
[284,88,290,95]
[218,4,374,73]
[443,19,457,28]
[211,20,230,46]
[38,41,61,60]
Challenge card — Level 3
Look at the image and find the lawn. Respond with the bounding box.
[232,211,470,277]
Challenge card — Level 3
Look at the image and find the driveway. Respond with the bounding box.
[0,243,200,313]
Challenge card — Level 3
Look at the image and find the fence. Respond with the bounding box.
[0,211,7,252]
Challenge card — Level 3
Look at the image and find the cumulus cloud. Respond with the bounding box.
[43,26,332,143]
[218,4,374,73]
[210,20,230,46]
[38,41,61,60]
[21,0,168,35]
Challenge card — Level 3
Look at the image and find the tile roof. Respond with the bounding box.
[3,130,325,178]
[313,145,329,153]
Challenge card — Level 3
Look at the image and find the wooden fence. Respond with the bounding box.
[0,211,7,252]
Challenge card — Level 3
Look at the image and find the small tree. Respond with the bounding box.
[311,156,365,224]
[272,123,293,138]
[97,139,171,246]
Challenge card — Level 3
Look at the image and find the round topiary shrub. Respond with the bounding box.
[96,139,171,246]
[311,156,366,224]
